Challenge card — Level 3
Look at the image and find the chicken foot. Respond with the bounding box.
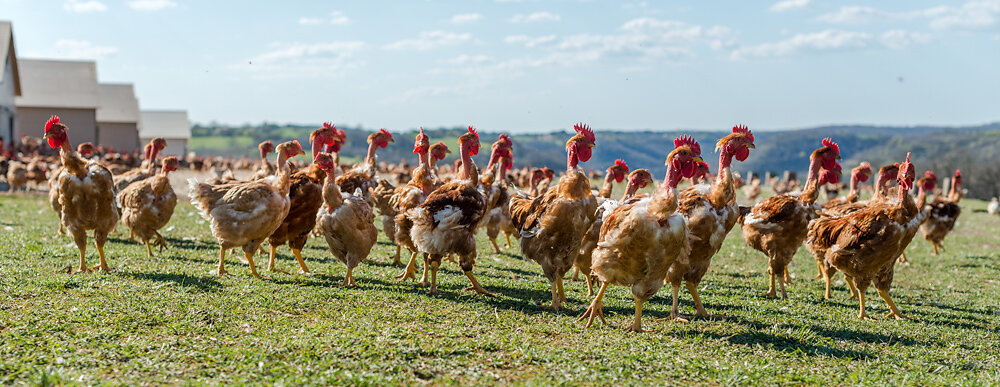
[579,282,609,328]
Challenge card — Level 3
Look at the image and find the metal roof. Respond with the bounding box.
[0,21,21,95]
[15,59,99,109]
[140,110,190,139]
[97,83,140,124]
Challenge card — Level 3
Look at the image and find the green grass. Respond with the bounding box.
[1,193,998,385]
[190,136,256,154]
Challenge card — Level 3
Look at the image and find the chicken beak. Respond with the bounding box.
[747,143,756,149]
[42,132,52,140]
[587,143,595,148]
[693,156,705,163]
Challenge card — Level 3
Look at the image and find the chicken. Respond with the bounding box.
[509,123,599,310]
[25,158,48,191]
[533,167,556,196]
[315,153,378,286]
[251,140,276,180]
[595,159,630,198]
[668,125,755,318]
[576,168,653,296]
[920,170,963,256]
[369,178,398,254]
[188,140,306,278]
[740,138,841,299]
[808,164,900,286]
[6,160,27,192]
[337,129,393,201]
[479,135,515,254]
[579,137,703,332]
[114,138,166,191]
[688,160,711,186]
[402,126,492,295]
[822,162,872,209]
[893,171,936,266]
[808,154,919,320]
[988,198,999,216]
[742,177,761,204]
[265,125,339,274]
[118,156,180,257]
[43,116,120,273]
[393,128,440,277]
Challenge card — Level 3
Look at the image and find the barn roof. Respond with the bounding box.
[140,110,190,139]
[97,83,140,124]
[0,21,21,96]
[16,59,99,109]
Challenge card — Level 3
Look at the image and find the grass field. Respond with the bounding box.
[1,189,998,385]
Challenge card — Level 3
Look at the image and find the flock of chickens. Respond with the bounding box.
[36,115,965,332]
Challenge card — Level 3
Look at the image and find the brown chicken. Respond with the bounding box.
[509,123,599,310]
[315,152,378,286]
[576,168,653,296]
[118,156,180,257]
[920,170,963,256]
[43,116,120,272]
[337,129,393,200]
[6,159,27,192]
[114,138,166,191]
[252,140,276,180]
[823,162,872,209]
[740,138,841,299]
[189,140,306,278]
[478,135,515,254]
[668,125,755,318]
[579,136,703,332]
[402,126,491,295]
[596,159,630,198]
[808,154,919,320]
[265,125,339,274]
[393,128,439,278]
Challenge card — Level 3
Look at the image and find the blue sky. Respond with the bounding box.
[4,0,999,132]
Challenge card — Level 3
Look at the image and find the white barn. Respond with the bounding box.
[97,83,141,152]
[15,59,99,147]
[140,110,190,157]
[0,21,21,146]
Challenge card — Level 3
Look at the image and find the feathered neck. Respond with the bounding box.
[146,147,161,175]
[272,151,294,195]
[321,164,343,211]
[59,141,88,178]
[459,143,478,183]
[598,172,615,198]
[620,180,642,201]
[799,156,821,204]
[566,145,580,173]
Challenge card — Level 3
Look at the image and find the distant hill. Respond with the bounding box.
[191,122,1000,200]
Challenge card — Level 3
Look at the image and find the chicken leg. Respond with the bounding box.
[504,233,512,248]
[579,282,608,328]
[391,245,402,266]
[342,265,357,286]
[686,281,708,318]
[267,245,289,274]
[291,248,310,274]
[395,251,419,281]
[463,270,495,295]
[658,283,689,322]
[628,296,651,332]
[93,235,111,272]
[875,287,907,320]
[547,277,564,310]
[490,238,501,254]
[143,238,155,258]
[73,234,91,274]
[428,260,440,294]
[245,250,264,279]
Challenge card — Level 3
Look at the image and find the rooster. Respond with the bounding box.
[668,125,755,319]
[43,116,120,272]
[596,159,630,199]
[740,138,841,299]
[688,160,711,186]
[337,128,393,202]
[576,168,653,296]
[823,162,872,209]
[114,138,166,191]
[479,135,515,254]
[189,140,306,278]
[920,170,963,256]
[509,123,599,310]
[579,137,703,332]
[315,153,378,286]
[252,140,276,180]
[265,124,339,274]
[118,156,180,257]
[403,126,491,295]
[808,154,919,320]
[393,128,440,279]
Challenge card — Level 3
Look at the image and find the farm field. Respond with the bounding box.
[1,186,998,385]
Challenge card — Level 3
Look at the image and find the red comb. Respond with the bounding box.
[925,171,936,178]
[467,125,479,141]
[733,124,754,142]
[822,138,840,155]
[860,161,871,170]
[380,128,392,139]
[498,133,512,146]
[674,135,701,155]
[954,170,961,177]
[44,115,60,132]
[292,140,303,150]
[614,159,629,172]
[573,123,596,143]
[323,122,335,130]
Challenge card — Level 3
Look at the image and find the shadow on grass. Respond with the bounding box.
[721,331,874,360]
[808,325,922,346]
[118,270,223,292]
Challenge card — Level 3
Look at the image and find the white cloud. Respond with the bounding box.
[28,39,118,59]
[817,1,1000,30]
[880,29,932,49]
[384,31,474,51]
[508,12,561,23]
[770,0,810,13]
[504,34,558,48]
[126,0,177,11]
[731,29,931,60]
[451,13,483,24]
[63,0,107,13]
[446,54,494,65]
[299,11,350,26]
[234,41,366,80]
